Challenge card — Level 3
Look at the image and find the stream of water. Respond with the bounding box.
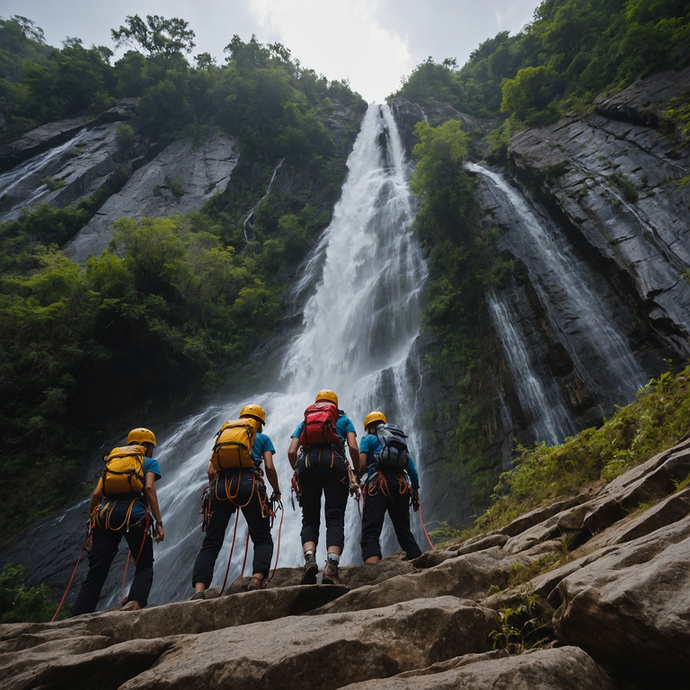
[102,104,428,606]
[469,163,646,416]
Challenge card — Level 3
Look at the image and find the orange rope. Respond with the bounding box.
[51,531,91,622]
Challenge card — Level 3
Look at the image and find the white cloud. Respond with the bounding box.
[248,0,414,102]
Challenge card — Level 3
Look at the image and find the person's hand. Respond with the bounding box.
[154,523,165,543]
[411,490,420,512]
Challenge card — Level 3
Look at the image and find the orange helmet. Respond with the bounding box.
[127,427,157,447]
[364,411,386,431]
[315,389,338,406]
[239,403,266,425]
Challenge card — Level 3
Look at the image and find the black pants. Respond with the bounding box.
[361,470,422,561]
[71,519,153,616]
[298,445,349,549]
[192,470,273,586]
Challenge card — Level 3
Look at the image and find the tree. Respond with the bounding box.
[111,15,196,57]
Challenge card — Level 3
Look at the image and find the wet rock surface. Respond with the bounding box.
[3,437,689,688]
[63,134,239,262]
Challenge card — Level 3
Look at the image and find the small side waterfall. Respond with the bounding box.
[100,105,428,606]
[487,286,576,446]
[469,163,647,444]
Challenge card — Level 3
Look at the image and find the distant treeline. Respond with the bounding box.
[392,0,690,151]
[0,15,365,540]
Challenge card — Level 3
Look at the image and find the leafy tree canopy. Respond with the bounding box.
[111,14,196,57]
[391,0,690,127]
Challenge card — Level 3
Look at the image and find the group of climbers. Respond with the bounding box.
[70,390,423,614]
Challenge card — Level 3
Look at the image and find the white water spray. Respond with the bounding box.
[104,105,428,606]
[469,163,646,411]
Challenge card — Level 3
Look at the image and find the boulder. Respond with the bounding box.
[1,596,497,690]
[314,547,523,614]
[338,645,616,690]
[554,514,690,677]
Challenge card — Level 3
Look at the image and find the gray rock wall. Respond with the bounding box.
[63,135,239,262]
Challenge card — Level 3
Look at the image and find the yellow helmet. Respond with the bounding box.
[315,389,338,406]
[127,427,157,447]
[364,411,386,431]
[239,403,266,425]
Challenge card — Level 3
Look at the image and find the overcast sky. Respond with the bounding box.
[2,0,540,102]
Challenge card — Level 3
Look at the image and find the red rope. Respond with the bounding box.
[119,513,151,605]
[220,508,240,592]
[51,531,91,622]
[418,502,435,551]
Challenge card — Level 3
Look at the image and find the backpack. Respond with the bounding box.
[211,418,260,472]
[299,401,341,447]
[375,423,409,469]
[102,445,146,495]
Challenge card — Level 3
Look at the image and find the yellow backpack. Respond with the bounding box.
[211,418,260,471]
[101,445,146,495]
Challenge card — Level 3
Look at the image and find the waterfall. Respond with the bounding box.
[102,105,428,606]
[469,163,646,418]
[487,286,576,446]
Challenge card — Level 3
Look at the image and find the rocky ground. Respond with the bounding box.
[2,437,688,689]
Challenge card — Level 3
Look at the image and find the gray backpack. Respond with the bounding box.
[375,423,409,469]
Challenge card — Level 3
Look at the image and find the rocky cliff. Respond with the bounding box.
[2,435,687,689]
[393,67,690,524]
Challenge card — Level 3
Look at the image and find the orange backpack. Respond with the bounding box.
[101,445,146,495]
[211,418,260,471]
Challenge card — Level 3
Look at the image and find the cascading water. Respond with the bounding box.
[102,104,428,606]
[487,286,576,446]
[469,163,647,424]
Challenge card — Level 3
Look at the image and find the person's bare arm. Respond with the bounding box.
[89,480,104,515]
[288,437,300,470]
[263,451,281,495]
[144,472,164,542]
[206,461,217,484]
[346,431,359,468]
[358,451,368,476]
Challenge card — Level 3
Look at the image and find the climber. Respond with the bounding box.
[71,427,164,616]
[359,411,422,563]
[287,389,359,585]
[191,404,281,595]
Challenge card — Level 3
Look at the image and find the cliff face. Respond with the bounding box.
[398,68,690,525]
[2,436,687,689]
[0,97,364,263]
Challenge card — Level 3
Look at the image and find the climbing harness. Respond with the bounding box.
[267,495,284,583]
[290,470,302,510]
[200,486,211,532]
[51,527,93,622]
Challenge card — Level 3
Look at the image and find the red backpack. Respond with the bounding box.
[299,401,341,447]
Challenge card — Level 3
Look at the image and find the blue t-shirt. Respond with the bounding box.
[359,434,419,490]
[292,414,356,442]
[251,432,275,467]
[100,457,161,522]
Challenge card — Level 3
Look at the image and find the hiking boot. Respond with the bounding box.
[301,552,318,584]
[247,577,266,591]
[190,591,206,601]
[322,558,340,585]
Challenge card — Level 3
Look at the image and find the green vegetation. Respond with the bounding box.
[0,563,67,622]
[392,0,690,132]
[0,16,366,541]
[399,0,690,518]
[456,365,690,538]
[410,119,515,506]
